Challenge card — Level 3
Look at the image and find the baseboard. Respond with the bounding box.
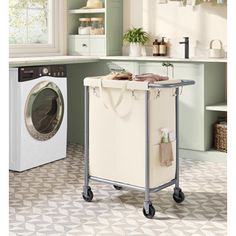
[180,149,227,163]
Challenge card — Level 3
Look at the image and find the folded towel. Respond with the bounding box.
[100,71,133,81]
[133,73,169,83]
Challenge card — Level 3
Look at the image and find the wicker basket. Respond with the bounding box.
[214,122,227,152]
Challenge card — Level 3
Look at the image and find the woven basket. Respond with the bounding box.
[214,122,227,152]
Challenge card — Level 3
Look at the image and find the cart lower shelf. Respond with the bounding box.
[82,178,185,219]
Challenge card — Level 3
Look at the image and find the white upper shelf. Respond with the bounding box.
[206,102,227,112]
[69,8,105,14]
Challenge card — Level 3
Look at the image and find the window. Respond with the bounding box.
[9,0,65,57]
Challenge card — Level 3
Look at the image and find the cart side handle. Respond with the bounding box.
[148,80,195,89]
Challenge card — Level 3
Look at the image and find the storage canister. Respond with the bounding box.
[90,17,104,35]
[78,18,91,35]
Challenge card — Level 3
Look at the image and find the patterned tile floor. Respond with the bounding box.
[9,144,227,236]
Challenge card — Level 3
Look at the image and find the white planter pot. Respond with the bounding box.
[129,43,141,57]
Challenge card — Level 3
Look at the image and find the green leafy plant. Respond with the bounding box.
[123,27,150,45]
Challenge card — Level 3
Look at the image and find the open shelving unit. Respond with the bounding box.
[206,100,227,158]
[69,8,106,14]
[67,0,123,56]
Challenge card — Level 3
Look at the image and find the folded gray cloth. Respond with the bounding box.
[133,73,169,83]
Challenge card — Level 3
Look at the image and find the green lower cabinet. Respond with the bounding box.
[139,62,167,76]
[137,61,226,151]
[110,61,139,74]
[176,64,206,151]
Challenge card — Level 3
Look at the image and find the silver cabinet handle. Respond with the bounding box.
[162,62,173,67]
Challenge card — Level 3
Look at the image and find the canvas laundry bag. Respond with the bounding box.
[84,77,178,188]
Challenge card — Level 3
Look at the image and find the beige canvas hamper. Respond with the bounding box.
[84,77,177,188]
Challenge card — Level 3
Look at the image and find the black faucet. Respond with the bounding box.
[179,37,189,59]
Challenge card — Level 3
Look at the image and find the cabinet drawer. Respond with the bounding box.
[90,37,106,56]
[77,37,90,56]
[68,36,106,56]
[68,36,90,56]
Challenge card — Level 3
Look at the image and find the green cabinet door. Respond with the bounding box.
[174,63,205,151]
[139,62,167,76]
[137,62,205,150]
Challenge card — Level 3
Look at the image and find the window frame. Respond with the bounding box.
[9,0,66,58]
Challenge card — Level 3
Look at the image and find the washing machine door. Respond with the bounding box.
[25,81,64,141]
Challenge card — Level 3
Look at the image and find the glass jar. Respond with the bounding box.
[90,17,104,35]
[78,18,91,35]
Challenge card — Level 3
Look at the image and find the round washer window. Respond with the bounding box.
[25,81,64,141]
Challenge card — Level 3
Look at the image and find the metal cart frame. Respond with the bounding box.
[82,79,195,218]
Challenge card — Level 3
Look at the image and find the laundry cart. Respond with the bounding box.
[82,77,195,218]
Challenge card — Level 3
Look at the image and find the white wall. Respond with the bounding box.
[123,0,227,58]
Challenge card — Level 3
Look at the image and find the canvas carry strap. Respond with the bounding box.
[98,79,137,118]
[99,79,128,111]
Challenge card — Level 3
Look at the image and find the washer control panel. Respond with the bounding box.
[19,65,67,82]
[42,67,49,75]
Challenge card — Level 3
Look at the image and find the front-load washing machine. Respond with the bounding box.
[9,65,67,171]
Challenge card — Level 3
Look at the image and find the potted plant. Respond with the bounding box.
[123,27,150,57]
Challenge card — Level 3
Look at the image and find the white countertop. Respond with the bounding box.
[9,55,227,67]
[99,56,227,63]
[9,56,100,67]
